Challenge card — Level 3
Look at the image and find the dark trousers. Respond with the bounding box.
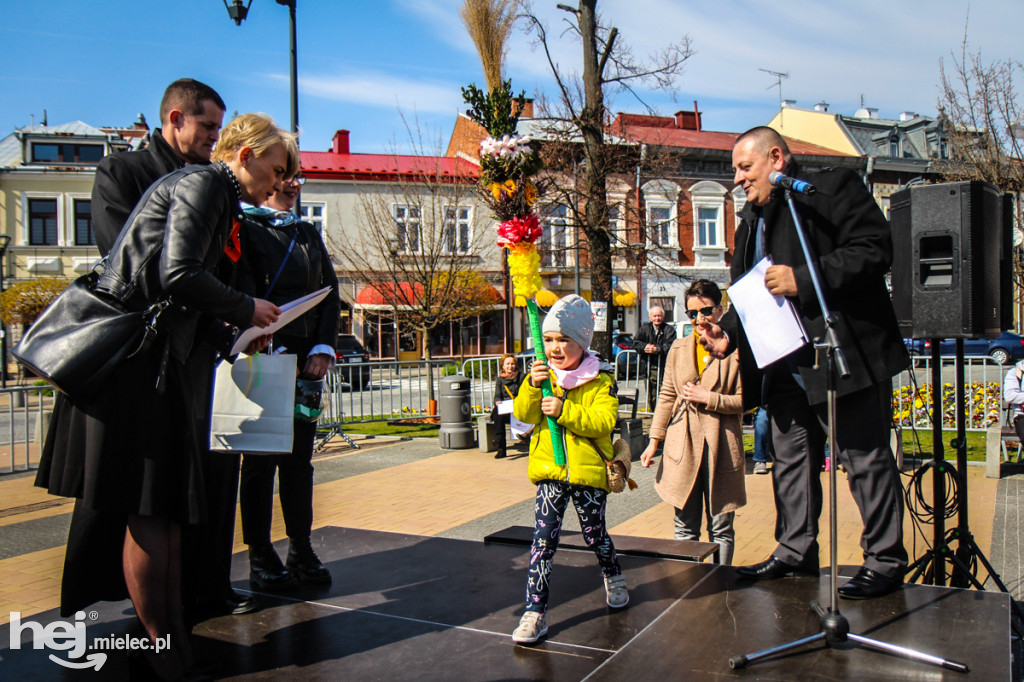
[525,480,621,613]
[184,452,241,607]
[766,378,907,578]
[494,412,510,455]
[239,418,317,546]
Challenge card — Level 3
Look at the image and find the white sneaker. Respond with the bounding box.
[512,611,548,644]
[754,461,769,475]
[605,574,629,608]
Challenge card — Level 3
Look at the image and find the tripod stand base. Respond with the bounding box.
[730,599,968,672]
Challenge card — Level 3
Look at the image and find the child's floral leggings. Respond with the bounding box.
[525,480,621,613]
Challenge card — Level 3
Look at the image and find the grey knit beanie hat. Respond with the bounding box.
[542,294,594,349]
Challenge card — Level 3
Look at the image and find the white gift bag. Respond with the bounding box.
[209,354,296,454]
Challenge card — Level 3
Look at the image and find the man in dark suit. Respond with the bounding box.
[92,78,225,253]
[703,126,909,599]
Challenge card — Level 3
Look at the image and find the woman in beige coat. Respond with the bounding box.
[640,279,746,564]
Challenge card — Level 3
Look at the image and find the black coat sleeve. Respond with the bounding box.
[312,226,341,349]
[159,172,254,328]
[92,155,144,256]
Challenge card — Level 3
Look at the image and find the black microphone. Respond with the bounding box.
[769,171,816,195]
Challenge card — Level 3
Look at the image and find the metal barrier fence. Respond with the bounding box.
[892,354,1005,431]
[0,386,56,473]
[0,353,1007,472]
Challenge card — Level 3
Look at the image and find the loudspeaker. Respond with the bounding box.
[890,180,1011,339]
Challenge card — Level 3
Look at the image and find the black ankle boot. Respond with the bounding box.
[249,544,298,592]
[286,537,332,584]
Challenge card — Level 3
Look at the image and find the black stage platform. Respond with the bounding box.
[0,526,1012,680]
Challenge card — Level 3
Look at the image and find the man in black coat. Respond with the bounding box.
[633,305,676,409]
[93,78,225,254]
[704,126,909,599]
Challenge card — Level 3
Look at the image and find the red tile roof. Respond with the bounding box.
[302,150,479,182]
[609,114,851,157]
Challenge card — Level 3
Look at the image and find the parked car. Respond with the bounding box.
[335,335,372,387]
[903,332,1024,365]
[612,333,635,359]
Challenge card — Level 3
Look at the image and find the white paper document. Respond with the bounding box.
[230,286,332,356]
[728,258,808,369]
[496,399,514,415]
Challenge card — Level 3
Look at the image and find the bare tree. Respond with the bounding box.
[520,0,693,356]
[939,22,1024,302]
[332,125,501,403]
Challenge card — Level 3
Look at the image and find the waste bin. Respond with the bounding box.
[439,374,475,449]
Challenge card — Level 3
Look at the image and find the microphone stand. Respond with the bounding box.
[728,189,968,673]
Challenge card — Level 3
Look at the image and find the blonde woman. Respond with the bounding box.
[38,114,297,679]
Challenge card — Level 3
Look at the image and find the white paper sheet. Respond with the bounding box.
[496,399,514,415]
[728,258,808,368]
[230,286,332,356]
[510,416,534,438]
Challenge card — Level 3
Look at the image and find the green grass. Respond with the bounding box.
[743,429,986,462]
[331,421,441,438]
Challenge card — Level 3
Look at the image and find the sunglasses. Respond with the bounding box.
[685,306,716,320]
[290,174,306,186]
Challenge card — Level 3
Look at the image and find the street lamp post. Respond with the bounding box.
[225,0,300,216]
[629,241,645,324]
[0,235,11,388]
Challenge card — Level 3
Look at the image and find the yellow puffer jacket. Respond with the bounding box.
[513,371,618,491]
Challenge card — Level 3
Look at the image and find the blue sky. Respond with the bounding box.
[1,1,1019,156]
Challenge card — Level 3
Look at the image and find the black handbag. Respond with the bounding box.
[13,270,169,399]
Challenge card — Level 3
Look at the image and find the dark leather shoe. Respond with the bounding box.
[838,567,903,600]
[736,555,818,580]
[287,537,332,584]
[225,589,259,616]
[249,544,299,592]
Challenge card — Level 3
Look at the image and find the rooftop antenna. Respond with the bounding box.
[760,68,790,108]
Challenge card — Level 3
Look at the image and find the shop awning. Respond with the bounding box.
[354,282,505,310]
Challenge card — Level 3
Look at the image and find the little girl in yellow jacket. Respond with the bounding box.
[510,294,627,645]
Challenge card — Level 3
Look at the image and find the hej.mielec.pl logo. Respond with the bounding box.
[9,610,170,671]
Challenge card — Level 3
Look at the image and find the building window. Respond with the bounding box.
[394,205,420,254]
[689,181,728,267]
[300,202,325,234]
[31,143,104,164]
[648,206,673,247]
[697,206,720,248]
[74,199,94,245]
[540,204,568,267]
[443,206,471,254]
[607,204,622,244]
[650,296,675,324]
[641,179,680,249]
[889,137,899,157]
[29,198,59,245]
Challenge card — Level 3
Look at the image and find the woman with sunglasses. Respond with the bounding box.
[639,279,746,564]
[236,172,341,592]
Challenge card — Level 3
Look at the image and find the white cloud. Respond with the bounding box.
[290,72,463,115]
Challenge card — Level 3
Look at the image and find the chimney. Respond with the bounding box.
[674,101,702,131]
[814,101,829,113]
[332,129,350,155]
[781,99,797,108]
[899,111,918,121]
[513,99,534,118]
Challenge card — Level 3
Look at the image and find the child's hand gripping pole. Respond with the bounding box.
[527,299,566,465]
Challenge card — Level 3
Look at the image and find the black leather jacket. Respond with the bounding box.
[237,212,340,354]
[97,162,255,363]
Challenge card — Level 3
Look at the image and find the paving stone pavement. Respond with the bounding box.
[0,433,1020,679]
